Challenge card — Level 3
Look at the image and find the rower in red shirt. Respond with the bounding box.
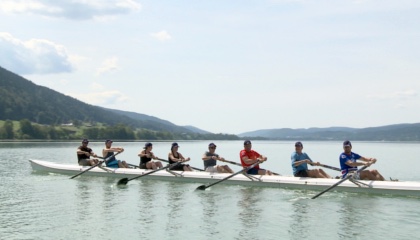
[239,140,273,175]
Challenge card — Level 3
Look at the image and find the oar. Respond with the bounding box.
[310,163,341,172]
[196,160,262,190]
[117,162,182,185]
[157,158,204,171]
[70,152,121,179]
[127,163,139,169]
[311,165,369,199]
[221,159,281,176]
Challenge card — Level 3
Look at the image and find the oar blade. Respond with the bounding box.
[117,178,129,185]
[196,185,207,190]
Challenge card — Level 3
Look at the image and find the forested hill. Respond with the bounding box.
[0,66,194,133]
[239,124,420,141]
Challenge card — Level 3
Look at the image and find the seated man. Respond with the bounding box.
[102,139,128,168]
[340,140,385,180]
[202,143,233,173]
[76,139,99,166]
[291,141,331,178]
[240,140,272,175]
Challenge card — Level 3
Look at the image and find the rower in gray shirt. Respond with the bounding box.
[202,143,233,173]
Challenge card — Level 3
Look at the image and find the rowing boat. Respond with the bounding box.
[29,159,420,197]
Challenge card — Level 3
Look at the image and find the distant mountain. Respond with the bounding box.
[182,125,212,134]
[104,108,194,133]
[239,123,420,141]
[0,66,197,133]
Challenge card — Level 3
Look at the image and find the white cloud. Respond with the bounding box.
[394,90,417,98]
[69,90,128,106]
[0,32,74,74]
[150,30,172,42]
[0,0,141,20]
[367,90,418,100]
[90,82,105,91]
[96,57,120,76]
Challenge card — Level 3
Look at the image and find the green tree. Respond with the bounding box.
[4,120,14,139]
[0,120,14,139]
[19,119,34,139]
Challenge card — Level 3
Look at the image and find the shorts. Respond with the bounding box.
[106,160,119,168]
[169,163,189,171]
[78,159,91,166]
[139,163,147,169]
[205,166,218,173]
[347,171,360,180]
[294,170,309,177]
[246,167,263,175]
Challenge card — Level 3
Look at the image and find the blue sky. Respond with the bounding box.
[1,0,419,134]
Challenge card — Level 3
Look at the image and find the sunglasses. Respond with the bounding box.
[209,147,216,149]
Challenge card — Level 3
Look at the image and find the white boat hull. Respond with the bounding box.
[29,159,420,197]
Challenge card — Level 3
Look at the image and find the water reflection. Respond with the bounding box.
[74,179,99,225]
[336,194,379,239]
[165,182,188,234]
[236,188,263,240]
[198,190,221,238]
[288,196,310,240]
[136,179,159,225]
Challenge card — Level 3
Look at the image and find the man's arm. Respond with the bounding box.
[345,160,370,167]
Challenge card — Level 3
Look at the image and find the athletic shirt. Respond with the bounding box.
[140,151,152,164]
[291,152,312,175]
[203,151,219,169]
[339,151,361,175]
[169,151,180,164]
[239,149,260,169]
[77,146,92,162]
[104,151,116,162]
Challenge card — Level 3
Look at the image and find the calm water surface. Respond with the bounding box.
[1,141,420,240]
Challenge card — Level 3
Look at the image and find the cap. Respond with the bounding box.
[105,139,113,144]
[145,142,152,148]
[295,141,303,147]
[343,140,352,147]
[171,142,179,149]
[82,139,89,143]
[244,140,251,145]
[208,143,217,148]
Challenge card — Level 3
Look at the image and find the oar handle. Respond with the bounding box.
[317,163,341,172]
[157,158,204,171]
[220,159,241,166]
[222,159,281,176]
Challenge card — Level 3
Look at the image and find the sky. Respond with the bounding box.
[0,0,419,134]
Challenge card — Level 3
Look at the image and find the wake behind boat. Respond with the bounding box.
[29,159,420,197]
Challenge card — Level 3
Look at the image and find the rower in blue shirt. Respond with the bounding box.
[339,140,385,180]
[291,141,331,178]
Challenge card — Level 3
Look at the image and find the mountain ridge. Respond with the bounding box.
[0,65,206,134]
[238,123,420,141]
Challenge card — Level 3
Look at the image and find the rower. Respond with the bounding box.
[76,139,99,166]
[138,142,163,170]
[168,142,192,171]
[291,141,331,178]
[339,140,385,181]
[202,142,233,173]
[102,139,129,168]
[240,140,273,175]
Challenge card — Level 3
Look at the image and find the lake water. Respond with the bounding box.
[1,140,420,239]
